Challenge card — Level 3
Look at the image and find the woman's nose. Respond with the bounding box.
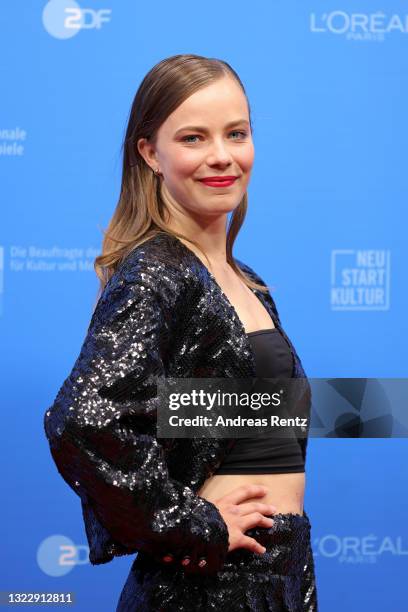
[206,139,234,166]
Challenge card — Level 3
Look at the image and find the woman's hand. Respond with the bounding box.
[212,484,277,554]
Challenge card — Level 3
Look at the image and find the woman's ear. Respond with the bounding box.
[137,137,159,173]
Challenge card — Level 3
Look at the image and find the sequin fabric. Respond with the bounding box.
[43,231,317,608]
[117,513,317,612]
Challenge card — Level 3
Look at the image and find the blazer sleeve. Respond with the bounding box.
[43,256,230,576]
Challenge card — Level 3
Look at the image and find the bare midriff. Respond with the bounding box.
[197,472,305,515]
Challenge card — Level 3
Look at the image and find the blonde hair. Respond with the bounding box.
[94,53,269,302]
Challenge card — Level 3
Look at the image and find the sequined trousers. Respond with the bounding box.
[116,512,318,612]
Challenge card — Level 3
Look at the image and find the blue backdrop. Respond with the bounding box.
[1,1,407,610]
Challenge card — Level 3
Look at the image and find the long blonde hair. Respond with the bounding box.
[94,53,269,302]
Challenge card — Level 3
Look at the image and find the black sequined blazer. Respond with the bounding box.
[44,231,312,578]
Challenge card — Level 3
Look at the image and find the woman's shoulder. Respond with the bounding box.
[100,233,185,294]
[92,234,185,320]
[120,234,268,288]
[120,233,183,272]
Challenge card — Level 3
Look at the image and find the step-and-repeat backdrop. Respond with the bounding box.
[2,2,407,610]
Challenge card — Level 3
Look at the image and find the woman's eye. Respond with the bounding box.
[182,135,200,143]
[181,131,248,143]
[230,130,248,139]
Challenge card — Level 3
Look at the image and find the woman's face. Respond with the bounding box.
[138,75,255,219]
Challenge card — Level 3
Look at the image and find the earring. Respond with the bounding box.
[153,167,161,176]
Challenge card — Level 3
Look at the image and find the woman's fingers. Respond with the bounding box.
[217,484,269,506]
[239,512,275,532]
[238,534,268,555]
[235,501,277,517]
[214,486,277,555]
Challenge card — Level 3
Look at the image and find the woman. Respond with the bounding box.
[44,54,318,611]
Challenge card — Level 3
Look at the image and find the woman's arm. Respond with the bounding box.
[43,254,230,575]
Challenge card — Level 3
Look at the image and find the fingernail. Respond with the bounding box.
[269,505,277,512]
[260,546,266,553]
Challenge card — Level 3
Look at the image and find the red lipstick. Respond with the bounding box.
[199,176,238,188]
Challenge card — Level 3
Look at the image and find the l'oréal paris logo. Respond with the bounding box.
[310,11,408,42]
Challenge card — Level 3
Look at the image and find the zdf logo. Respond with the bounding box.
[42,0,111,40]
[37,535,90,576]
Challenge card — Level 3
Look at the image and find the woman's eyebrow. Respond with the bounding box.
[174,119,249,136]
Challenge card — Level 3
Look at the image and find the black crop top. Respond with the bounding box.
[214,327,305,475]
